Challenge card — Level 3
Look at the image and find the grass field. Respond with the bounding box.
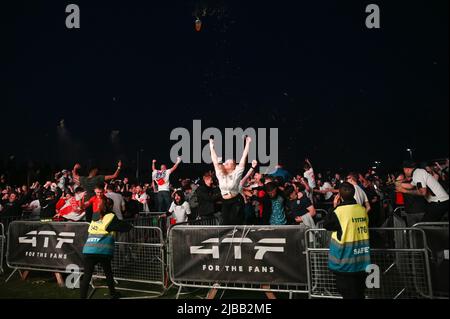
[0,268,293,299]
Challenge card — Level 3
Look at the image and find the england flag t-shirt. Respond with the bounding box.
[152,169,171,192]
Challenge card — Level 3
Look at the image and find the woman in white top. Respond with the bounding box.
[168,190,191,224]
[209,136,252,225]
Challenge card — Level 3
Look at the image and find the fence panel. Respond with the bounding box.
[167,224,310,297]
[412,222,449,298]
[93,226,166,296]
[6,221,89,274]
[0,223,4,275]
[306,227,433,299]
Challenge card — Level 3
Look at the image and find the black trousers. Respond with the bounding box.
[221,195,244,225]
[422,200,449,222]
[334,272,367,299]
[80,255,116,299]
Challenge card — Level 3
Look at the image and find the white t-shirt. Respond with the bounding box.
[411,168,449,203]
[29,199,41,216]
[152,169,171,192]
[105,192,125,220]
[215,166,245,197]
[320,182,334,200]
[169,201,191,223]
[134,192,150,212]
[354,184,369,206]
[304,168,316,189]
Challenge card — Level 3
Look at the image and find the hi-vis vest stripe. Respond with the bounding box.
[329,204,371,273]
[82,213,116,256]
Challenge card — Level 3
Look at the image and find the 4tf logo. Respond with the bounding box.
[19,231,75,249]
[190,237,286,260]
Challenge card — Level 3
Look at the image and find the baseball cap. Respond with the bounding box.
[402,160,417,169]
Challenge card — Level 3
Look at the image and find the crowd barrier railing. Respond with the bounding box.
[305,227,433,299]
[412,222,449,299]
[168,215,220,229]
[2,216,446,300]
[0,223,4,275]
[167,224,310,299]
[91,226,167,299]
[5,221,90,284]
[0,216,23,235]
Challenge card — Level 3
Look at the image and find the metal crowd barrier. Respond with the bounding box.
[6,221,90,275]
[0,223,4,275]
[305,227,433,299]
[91,226,166,298]
[0,216,23,235]
[393,206,426,227]
[167,224,310,299]
[3,216,445,300]
[132,212,167,227]
[169,215,220,229]
[412,222,449,299]
[4,221,89,286]
[186,216,220,226]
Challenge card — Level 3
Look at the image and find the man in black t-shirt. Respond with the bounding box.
[72,161,122,221]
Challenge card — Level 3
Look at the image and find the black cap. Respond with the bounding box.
[402,160,417,169]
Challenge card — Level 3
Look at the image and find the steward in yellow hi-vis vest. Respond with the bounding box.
[82,213,116,255]
[323,182,371,299]
[80,197,132,299]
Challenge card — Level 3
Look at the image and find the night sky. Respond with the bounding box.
[2,0,449,179]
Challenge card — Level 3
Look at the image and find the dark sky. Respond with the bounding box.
[2,0,449,177]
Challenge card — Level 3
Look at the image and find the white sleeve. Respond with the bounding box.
[412,171,427,189]
[184,202,191,215]
[152,171,157,180]
[168,202,175,213]
[234,166,245,179]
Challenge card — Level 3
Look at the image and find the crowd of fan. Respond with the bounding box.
[1,157,448,227]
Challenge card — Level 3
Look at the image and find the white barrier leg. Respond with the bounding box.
[5,268,18,283]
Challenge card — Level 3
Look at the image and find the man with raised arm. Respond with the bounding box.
[152,157,181,212]
[72,160,122,221]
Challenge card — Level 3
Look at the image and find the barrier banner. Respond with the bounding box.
[171,225,307,284]
[7,221,89,271]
